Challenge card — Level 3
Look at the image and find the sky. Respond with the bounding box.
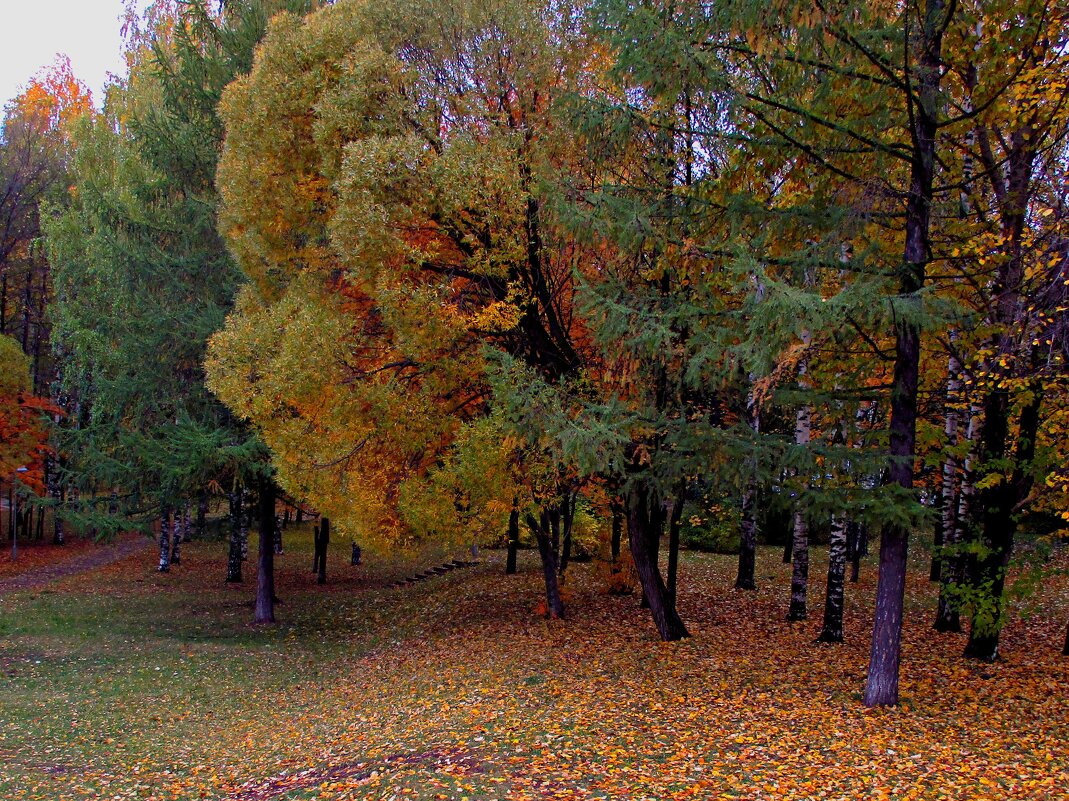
[0,0,150,110]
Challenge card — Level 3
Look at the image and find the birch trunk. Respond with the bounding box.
[787,393,811,621]
[157,506,172,573]
[818,515,849,642]
[936,403,978,632]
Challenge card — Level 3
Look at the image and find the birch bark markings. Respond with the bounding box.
[787,329,812,622]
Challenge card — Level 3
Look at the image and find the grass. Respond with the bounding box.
[1,523,1067,800]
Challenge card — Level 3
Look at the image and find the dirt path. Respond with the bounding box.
[0,534,153,597]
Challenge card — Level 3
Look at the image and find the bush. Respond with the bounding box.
[680,498,740,554]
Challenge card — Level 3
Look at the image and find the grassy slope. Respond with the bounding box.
[1,524,1066,800]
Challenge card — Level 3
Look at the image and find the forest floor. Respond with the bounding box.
[0,531,151,594]
[0,524,1067,801]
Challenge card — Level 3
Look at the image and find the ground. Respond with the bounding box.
[0,525,1066,800]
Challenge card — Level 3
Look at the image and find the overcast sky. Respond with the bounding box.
[0,1,150,110]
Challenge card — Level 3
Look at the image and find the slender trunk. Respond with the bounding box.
[610,499,623,563]
[317,517,329,585]
[505,507,519,575]
[964,381,1042,661]
[312,525,321,574]
[863,0,945,709]
[628,484,689,641]
[818,515,849,643]
[170,505,184,565]
[53,486,65,545]
[667,484,685,600]
[239,488,249,561]
[181,504,192,542]
[848,521,862,583]
[158,506,172,573]
[736,481,758,590]
[934,339,963,582]
[936,404,978,632]
[254,479,276,624]
[787,507,809,621]
[558,494,573,577]
[196,490,208,538]
[296,507,303,525]
[527,512,564,618]
[226,490,242,583]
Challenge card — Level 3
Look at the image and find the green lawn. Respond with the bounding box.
[1,524,1066,800]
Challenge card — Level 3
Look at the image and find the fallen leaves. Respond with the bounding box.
[0,529,1067,800]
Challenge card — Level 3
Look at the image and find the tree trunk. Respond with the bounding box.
[936,404,978,632]
[158,506,172,573]
[170,505,184,565]
[934,340,964,588]
[736,480,758,590]
[505,507,519,575]
[181,504,192,542]
[558,494,574,577]
[667,484,685,600]
[628,483,689,641]
[196,490,208,538]
[610,499,623,563]
[239,488,249,561]
[254,478,276,624]
[312,525,321,574]
[847,521,862,583]
[787,507,809,621]
[863,0,945,709]
[226,490,242,583]
[964,381,1042,661]
[527,512,564,618]
[317,517,329,585]
[818,515,849,643]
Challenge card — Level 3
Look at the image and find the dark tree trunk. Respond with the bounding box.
[254,479,276,624]
[627,484,689,641]
[846,521,861,583]
[558,494,574,577]
[505,507,519,575]
[610,499,623,563]
[239,488,249,561]
[296,507,303,524]
[226,490,242,583]
[964,381,1042,661]
[787,505,809,621]
[196,490,208,538]
[312,525,321,574]
[1063,623,1069,657]
[527,512,564,618]
[817,516,849,643]
[863,0,945,709]
[283,509,290,529]
[736,481,758,590]
[157,506,172,573]
[667,484,685,600]
[317,517,329,585]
